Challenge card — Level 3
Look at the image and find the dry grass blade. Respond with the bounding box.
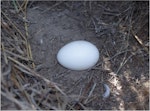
[42,1,63,13]
[16,0,26,14]
[1,11,26,40]
[14,72,36,108]
[12,0,19,12]
[3,49,32,61]
[30,92,41,110]
[115,51,137,74]
[2,63,11,76]
[83,82,97,104]
[1,91,34,110]
[131,30,148,53]
[108,49,131,60]
[1,43,8,64]
[28,43,35,68]
[2,10,34,68]
[17,0,35,68]
[7,56,67,97]
[14,64,32,75]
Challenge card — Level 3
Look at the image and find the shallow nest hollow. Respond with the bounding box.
[1,1,149,110]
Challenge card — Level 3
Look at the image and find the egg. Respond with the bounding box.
[57,40,99,70]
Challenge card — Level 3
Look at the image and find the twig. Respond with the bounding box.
[41,1,63,13]
[2,63,11,76]
[30,92,41,110]
[78,102,88,110]
[8,56,67,97]
[83,82,97,104]
[25,0,35,68]
[1,91,33,110]
[19,0,27,11]
[89,1,92,12]
[2,11,26,40]
[14,64,32,75]
[132,30,143,45]
[16,0,25,14]
[91,17,98,33]
[12,0,19,12]
[103,12,119,16]
[67,78,83,94]
[28,43,35,68]
[37,89,51,106]
[115,5,134,75]
[23,0,29,58]
[116,52,135,74]
[98,4,119,13]
[131,30,148,53]
[78,78,93,103]
[108,49,131,60]
[15,72,34,107]
[3,49,32,61]
[17,0,35,68]
[1,42,8,64]
[77,88,83,101]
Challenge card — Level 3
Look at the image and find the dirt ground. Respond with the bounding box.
[1,1,149,110]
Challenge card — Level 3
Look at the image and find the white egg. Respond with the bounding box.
[57,40,100,70]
